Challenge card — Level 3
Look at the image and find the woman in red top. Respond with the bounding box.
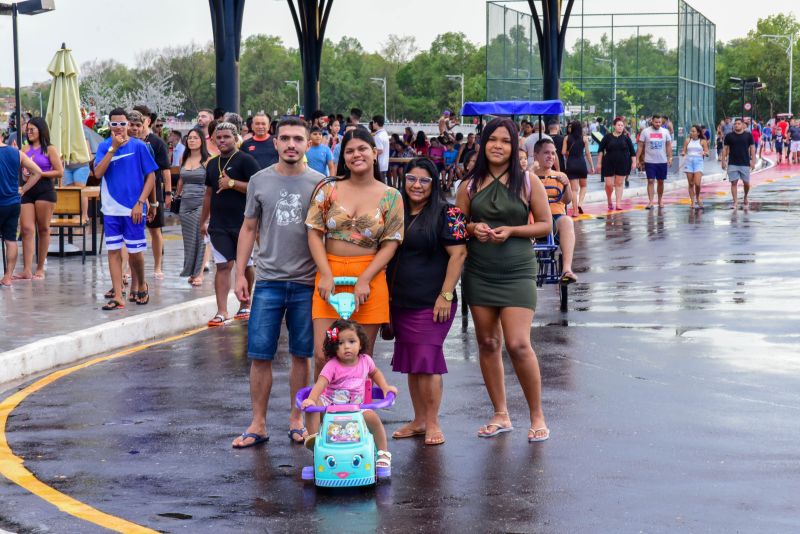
[413,131,430,157]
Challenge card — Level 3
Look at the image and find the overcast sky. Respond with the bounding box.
[1,0,797,87]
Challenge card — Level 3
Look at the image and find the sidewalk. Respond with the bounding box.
[0,219,242,384]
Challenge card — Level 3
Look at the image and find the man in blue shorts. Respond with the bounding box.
[231,117,324,448]
[636,114,673,209]
[94,108,158,310]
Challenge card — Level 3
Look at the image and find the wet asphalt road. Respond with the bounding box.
[2,177,800,533]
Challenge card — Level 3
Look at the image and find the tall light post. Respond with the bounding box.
[445,74,464,124]
[1,0,56,144]
[370,77,387,121]
[594,57,617,119]
[284,80,300,114]
[31,90,43,117]
[763,33,795,116]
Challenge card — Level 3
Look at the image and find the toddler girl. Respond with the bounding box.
[301,319,398,470]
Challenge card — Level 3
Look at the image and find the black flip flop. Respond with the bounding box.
[232,432,269,449]
[104,288,126,299]
[288,428,307,444]
[102,300,125,311]
[136,283,150,305]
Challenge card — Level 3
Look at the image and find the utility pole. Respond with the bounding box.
[284,80,300,114]
[594,57,617,119]
[370,77,387,121]
[763,33,794,116]
[446,74,465,124]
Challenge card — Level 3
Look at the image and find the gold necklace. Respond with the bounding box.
[217,149,239,176]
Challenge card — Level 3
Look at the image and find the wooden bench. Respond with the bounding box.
[50,188,88,263]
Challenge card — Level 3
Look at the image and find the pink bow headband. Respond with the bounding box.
[326,327,339,342]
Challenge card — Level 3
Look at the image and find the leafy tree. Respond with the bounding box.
[716,14,800,120]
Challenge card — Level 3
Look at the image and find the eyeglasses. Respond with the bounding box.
[109,121,129,127]
[405,174,433,186]
[154,124,164,129]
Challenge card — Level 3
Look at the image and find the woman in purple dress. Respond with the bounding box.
[388,157,467,446]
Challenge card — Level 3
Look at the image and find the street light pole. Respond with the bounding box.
[445,74,464,124]
[1,0,55,145]
[370,77,387,121]
[284,80,300,114]
[594,57,617,119]
[12,3,21,143]
[764,33,795,116]
[32,91,43,117]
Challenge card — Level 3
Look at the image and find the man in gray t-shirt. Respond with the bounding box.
[636,114,673,209]
[231,118,324,449]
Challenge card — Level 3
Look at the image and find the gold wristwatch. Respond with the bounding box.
[227,178,235,189]
[440,291,454,302]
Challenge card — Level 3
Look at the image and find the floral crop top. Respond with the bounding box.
[305,181,405,250]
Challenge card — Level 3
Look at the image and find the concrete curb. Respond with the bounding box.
[0,293,239,385]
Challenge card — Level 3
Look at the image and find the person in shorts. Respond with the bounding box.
[200,122,260,326]
[722,118,755,210]
[133,105,172,279]
[0,140,43,287]
[230,117,324,449]
[636,114,673,209]
[93,108,158,309]
[788,119,800,165]
[533,138,578,284]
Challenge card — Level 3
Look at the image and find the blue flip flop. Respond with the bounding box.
[232,432,269,449]
[288,427,307,444]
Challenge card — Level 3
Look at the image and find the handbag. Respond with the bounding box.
[169,195,181,214]
[380,214,419,341]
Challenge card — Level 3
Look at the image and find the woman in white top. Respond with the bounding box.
[680,125,709,209]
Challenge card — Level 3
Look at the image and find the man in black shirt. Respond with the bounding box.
[133,105,172,278]
[200,122,261,326]
[548,120,565,172]
[240,112,278,169]
[721,118,755,209]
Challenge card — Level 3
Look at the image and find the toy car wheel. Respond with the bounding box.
[301,466,315,480]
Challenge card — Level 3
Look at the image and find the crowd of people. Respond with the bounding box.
[1,100,793,470]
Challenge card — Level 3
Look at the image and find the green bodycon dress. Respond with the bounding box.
[463,176,537,310]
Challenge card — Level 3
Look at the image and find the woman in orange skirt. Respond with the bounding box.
[306,128,404,378]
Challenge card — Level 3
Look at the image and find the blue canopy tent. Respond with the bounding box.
[460,100,564,117]
[460,100,564,140]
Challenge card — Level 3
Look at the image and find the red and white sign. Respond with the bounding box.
[744,102,752,111]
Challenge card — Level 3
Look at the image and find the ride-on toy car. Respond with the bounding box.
[533,185,569,312]
[297,383,395,487]
[296,276,397,487]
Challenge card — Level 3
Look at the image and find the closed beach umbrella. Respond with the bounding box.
[45,44,90,165]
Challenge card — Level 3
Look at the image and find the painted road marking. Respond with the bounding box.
[0,327,207,533]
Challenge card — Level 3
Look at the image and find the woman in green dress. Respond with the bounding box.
[455,117,553,443]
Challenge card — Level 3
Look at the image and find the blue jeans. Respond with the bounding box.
[247,281,314,360]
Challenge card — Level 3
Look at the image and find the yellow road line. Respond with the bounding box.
[0,326,207,533]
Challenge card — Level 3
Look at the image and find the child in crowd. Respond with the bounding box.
[428,137,445,174]
[302,319,398,470]
[442,140,459,191]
